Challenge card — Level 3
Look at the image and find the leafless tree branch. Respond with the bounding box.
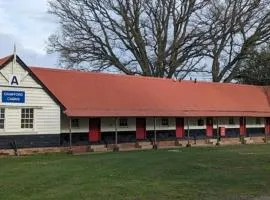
[48,0,209,78]
[196,0,270,82]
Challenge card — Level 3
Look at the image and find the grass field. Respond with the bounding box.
[1,145,270,200]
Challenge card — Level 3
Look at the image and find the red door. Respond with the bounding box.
[89,118,101,142]
[206,117,213,137]
[265,117,270,135]
[176,118,184,138]
[136,118,146,140]
[240,117,246,136]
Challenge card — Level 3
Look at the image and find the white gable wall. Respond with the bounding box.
[0,61,61,135]
[0,61,38,87]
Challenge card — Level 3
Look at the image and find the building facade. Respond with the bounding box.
[0,56,61,149]
[0,55,270,149]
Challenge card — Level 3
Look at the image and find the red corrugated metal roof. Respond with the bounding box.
[29,66,270,117]
[0,55,12,66]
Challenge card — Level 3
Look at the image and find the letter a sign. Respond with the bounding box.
[9,75,20,86]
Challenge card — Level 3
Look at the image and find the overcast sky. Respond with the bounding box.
[0,0,211,80]
[0,0,59,67]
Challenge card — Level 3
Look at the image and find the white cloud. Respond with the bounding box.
[0,33,58,67]
[0,0,58,67]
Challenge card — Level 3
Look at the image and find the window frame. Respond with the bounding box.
[228,117,235,125]
[0,108,5,130]
[197,118,204,126]
[71,118,80,128]
[207,118,213,125]
[255,117,261,125]
[119,117,128,127]
[21,108,34,129]
[161,118,169,126]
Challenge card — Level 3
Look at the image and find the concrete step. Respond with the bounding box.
[158,140,176,147]
[136,141,153,149]
[158,145,182,149]
[252,136,265,143]
[220,138,241,145]
[140,145,153,150]
[118,143,137,151]
[119,147,138,151]
[243,137,254,144]
[138,141,152,146]
[118,143,136,149]
[105,144,116,150]
[90,145,107,152]
[207,139,218,145]
[72,145,89,154]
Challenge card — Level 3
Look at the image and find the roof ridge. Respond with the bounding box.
[30,66,175,82]
[29,66,260,87]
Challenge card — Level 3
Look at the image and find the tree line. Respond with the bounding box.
[47,0,270,84]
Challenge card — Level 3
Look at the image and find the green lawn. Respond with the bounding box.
[1,145,270,200]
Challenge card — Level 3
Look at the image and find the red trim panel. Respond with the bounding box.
[176,118,184,138]
[240,117,246,136]
[206,117,213,137]
[89,118,101,142]
[136,118,146,140]
[265,117,270,135]
[219,127,226,137]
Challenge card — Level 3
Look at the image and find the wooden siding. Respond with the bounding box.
[60,117,265,133]
[61,114,89,133]
[101,117,136,132]
[0,62,41,87]
[214,117,240,128]
[184,117,206,130]
[0,61,60,135]
[146,117,176,130]
[246,117,265,128]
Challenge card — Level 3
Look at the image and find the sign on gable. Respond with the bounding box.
[2,91,25,103]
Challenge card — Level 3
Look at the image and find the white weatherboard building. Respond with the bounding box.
[0,56,61,148]
[0,54,269,150]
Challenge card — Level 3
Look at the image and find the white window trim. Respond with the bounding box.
[71,118,80,128]
[119,118,128,127]
[161,118,169,126]
[21,108,35,131]
[0,108,5,132]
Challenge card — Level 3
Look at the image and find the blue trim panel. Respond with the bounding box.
[0,134,60,149]
[246,127,265,136]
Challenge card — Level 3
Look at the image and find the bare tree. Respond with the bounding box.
[48,0,208,78]
[197,0,270,82]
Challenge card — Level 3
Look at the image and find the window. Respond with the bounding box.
[161,118,169,126]
[197,118,204,126]
[0,108,5,129]
[207,118,213,125]
[71,119,80,128]
[256,117,261,125]
[21,108,34,129]
[119,118,128,127]
[228,117,235,125]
